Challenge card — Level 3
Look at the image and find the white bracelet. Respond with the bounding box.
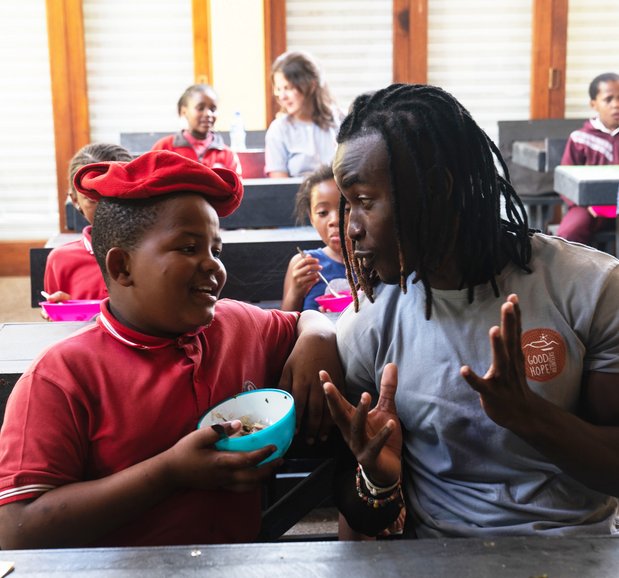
[359,464,400,497]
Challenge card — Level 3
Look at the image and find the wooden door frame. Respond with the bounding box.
[393,0,428,84]
[263,0,287,124]
[530,0,568,118]
[46,0,90,234]
[192,0,213,85]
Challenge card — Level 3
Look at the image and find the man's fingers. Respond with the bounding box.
[375,363,399,413]
[322,379,354,427]
[361,419,396,463]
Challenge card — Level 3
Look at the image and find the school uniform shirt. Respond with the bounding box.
[151,130,242,176]
[43,225,108,299]
[561,117,619,218]
[0,299,299,547]
[337,234,619,538]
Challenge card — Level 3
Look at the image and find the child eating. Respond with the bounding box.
[281,165,346,311]
[43,143,133,304]
[0,150,341,548]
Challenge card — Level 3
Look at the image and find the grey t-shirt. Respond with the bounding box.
[337,234,619,538]
[264,114,340,177]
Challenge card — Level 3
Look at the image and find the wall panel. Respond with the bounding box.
[0,2,57,240]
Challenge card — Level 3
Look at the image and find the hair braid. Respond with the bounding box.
[337,83,532,319]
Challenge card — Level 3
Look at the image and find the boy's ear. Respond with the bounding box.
[106,247,133,287]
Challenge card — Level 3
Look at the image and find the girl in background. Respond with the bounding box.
[281,165,346,311]
[265,51,343,178]
[152,84,241,175]
[43,143,133,306]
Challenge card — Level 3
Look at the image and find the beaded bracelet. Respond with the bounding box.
[359,464,401,496]
[355,465,403,509]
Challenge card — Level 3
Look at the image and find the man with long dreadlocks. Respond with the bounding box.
[320,84,619,539]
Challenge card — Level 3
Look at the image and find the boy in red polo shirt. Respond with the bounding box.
[0,151,341,548]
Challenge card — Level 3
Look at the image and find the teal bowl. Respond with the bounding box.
[197,389,295,464]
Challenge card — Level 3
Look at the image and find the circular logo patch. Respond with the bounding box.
[521,328,566,382]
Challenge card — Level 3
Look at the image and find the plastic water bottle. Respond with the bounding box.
[229,111,247,151]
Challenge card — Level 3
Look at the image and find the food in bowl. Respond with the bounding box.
[315,291,353,313]
[198,389,295,464]
[215,413,269,436]
[39,299,102,322]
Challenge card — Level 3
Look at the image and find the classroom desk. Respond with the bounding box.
[512,140,546,172]
[511,137,567,174]
[509,139,568,231]
[35,227,322,306]
[554,164,619,255]
[0,321,90,421]
[220,177,303,229]
[0,536,617,577]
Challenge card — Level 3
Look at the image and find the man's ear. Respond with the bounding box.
[427,165,453,199]
[106,247,133,287]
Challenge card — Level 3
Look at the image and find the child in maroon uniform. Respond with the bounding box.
[43,143,133,304]
[0,151,341,548]
[151,84,242,176]
[556,72,619,245]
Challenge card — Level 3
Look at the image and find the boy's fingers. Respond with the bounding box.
[199,420,242,445]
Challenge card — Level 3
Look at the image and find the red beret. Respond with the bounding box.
[73,150,243,217]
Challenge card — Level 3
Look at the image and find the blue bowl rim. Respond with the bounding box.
[197,388,294,434]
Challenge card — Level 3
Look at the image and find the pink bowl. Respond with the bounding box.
[315,291,353,313]
[40,300,102,322]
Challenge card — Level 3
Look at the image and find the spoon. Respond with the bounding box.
[296,247,342,298]
[40,290,51,300]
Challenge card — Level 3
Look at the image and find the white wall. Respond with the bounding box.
[427,0,532,145]
[1,1,619,242]
[83,0,194,143]
[286,0,393,114]
[0,1,58,240]
[565,0,619,118]
[210,0,266,131]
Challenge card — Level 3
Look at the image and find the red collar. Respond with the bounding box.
[82,225,94,255]
[96,299,204,350]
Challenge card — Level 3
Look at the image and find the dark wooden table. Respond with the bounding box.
[0,321,88,374]
[509,139,569,231]
[220,177,303,229]
[0,322,89,420]
[35,227,321,307]
[0,536,617,576]
[512,137,567,173]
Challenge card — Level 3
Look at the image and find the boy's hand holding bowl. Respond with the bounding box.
[198,389,296,465]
